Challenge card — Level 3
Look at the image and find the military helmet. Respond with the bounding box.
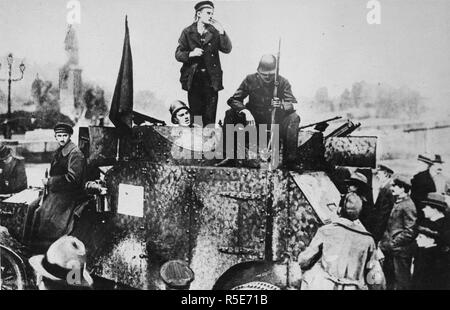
[257,54,277,74]
[169,100,191,124]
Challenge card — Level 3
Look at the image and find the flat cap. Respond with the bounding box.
[392,174,411,188]
[422,192,448,212]
[377,164,394,175]
[195,1,214,11]
[345,171,368,188]
[54,122,73,135]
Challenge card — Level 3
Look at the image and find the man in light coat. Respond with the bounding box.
[298,192,385,290]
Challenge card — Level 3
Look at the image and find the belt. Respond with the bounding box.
[324,273,367,290]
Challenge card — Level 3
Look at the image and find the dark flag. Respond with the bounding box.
[109,16,133,134]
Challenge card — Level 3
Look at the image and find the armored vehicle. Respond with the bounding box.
[0,117,376,290]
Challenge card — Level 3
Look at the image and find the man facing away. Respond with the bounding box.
[224,54,301,169]
[298,192,385,290]
[380,175,417,290]
[175,1,232,126]
[32,122,87,251]
[0,143,27,194]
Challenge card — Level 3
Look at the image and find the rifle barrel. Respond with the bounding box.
[299,116,342,130]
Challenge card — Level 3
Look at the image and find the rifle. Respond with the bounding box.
[298,116,342,131]
[268,38,281,170]
[39,168,49,206]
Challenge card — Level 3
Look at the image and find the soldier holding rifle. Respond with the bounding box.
[223,54,301,169]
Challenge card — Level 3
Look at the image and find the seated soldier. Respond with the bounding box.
[0,143,27,195]
[223,54,301,169]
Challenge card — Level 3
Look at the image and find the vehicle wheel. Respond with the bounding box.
[231,281,281,290]
[1,249,27,290]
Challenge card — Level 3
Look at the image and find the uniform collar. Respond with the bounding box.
[59,140,76,157]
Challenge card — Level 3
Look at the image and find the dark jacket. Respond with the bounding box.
[371,183,395,242]
[228,73,297,112]
[411,170,436,208]
[175,22,232,92]
[380,196,418,256]
[0,156,27,194]
[33,141,87,247]
[413,216,450,289]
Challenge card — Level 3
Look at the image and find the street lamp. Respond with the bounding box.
[0,53,26,139]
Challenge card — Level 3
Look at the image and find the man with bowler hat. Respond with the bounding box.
[411,154,437,213]
[0,143,27,194]
[175,1,232,126]
[32,122,87,250]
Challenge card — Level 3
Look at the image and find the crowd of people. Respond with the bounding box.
[298,155,450,290]
[0,0,449,291]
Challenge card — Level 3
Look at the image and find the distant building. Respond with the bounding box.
[59,25,83,120]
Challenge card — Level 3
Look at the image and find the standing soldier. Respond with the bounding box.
[175,1,232,126]
[0,143,27,194]
[224,54,300,169]
[32,123,87,250]
[380,175,417,290]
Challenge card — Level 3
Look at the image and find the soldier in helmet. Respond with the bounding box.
[169,100,196,127]
[0,143,27,194]
[223,54,300,169]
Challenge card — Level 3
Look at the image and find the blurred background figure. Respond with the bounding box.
[429,155,449,195]
[380,175,417,290]
[0,143,27,195]
[369,164,395,243]
[412,193,450,290]
[28,235,93,290]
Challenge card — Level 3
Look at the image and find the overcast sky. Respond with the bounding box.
[1,0,449,119]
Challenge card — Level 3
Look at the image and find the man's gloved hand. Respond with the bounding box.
[241,109,255,126]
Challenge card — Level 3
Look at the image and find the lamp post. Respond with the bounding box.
[0,53,26,139]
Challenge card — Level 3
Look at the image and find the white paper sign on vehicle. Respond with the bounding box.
[117,183,144,217]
